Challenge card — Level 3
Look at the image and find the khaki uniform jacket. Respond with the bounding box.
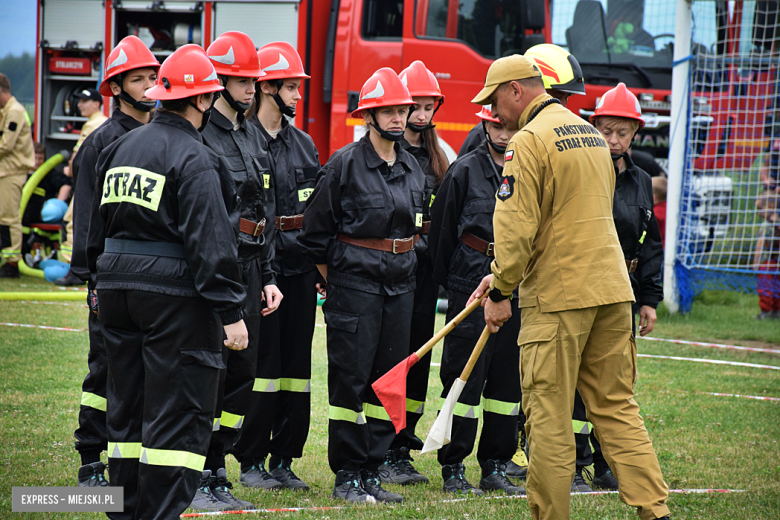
[490,93,634,312]
[74,111,108,152]
[0,96,34,177]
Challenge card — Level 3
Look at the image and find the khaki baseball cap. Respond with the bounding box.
[471,55,542,105]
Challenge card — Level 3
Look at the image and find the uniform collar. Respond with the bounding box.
[517,93,554,129]
[0,96,18,116]
[400,136,428,155]
[478,142,503,179]
[87,111,105,122]
[151,110,203,142]
[113,110,144,133]
[360,133,411,170]
[210,108,243,131]
[253,115,289,145]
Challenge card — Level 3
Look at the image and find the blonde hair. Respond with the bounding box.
[593,116,640,134]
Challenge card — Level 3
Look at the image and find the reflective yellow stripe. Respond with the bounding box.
[212,417,221,431]
[2,251,22,256]
[33,187,46,197]
[140,447,205,472]
[406,398,424,414]
[429,194,435,208]
[363,403,391,421]
[440,398,480,419]
[279,378,311,393]
[639,230,647,244]
[108,441,142,459]
[253,378,280,392]
[482,398,519,416]
[573,420,591,435]
[220,411,244,429]
[81,392,107,412]
[328,405,366,424]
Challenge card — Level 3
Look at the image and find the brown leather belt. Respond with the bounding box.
[626,258,638,274]
[275,215,304,231]
[419,220,431,235]
[240,218,265,237]
[461,231,494,257]
[337,233,416,254]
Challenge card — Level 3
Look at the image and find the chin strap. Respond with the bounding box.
[406,98,443,133]
[271,79,296,118]
[113,74,156,112]
[483,121,507,154]
[611,151,629,162]
[188,93,219,132]
[368,109,405,142]
[219,76,250,121]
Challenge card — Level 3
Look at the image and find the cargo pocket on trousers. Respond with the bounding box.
[323,309,360,372]
[178,349,225,413]
[518,322,559,393]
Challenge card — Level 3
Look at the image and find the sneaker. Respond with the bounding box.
[210,468,254,510]
[332,470,376,503]
[395,447,429,484]
[268,456,310,491]
[361,469,404,503]
[55,271,85,286]
[77,461,109,487]
[239,459,283,490]
[189,470,229,512]
[0,262,19,278]
[479,460,525,495]
[592,468,619,490]
[442,462,484,496]
[571,467,594,493]
[377,449,413,485]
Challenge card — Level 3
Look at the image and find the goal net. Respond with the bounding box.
[673,0,780,312]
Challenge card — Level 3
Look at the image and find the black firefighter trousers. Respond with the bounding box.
[438,290,522,470]
[391,258,437,451]
[74,307,108,465]
[321,283,413,474]
[206,258,264,471]
[233,269,318,465]
[100,290,223,520]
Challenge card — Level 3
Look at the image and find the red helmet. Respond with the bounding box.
[476,104,500,123]
[207,31,264,78]
[145,45,224,101]
[351,68,414,118]
[589,82,645,129]
[257,41,310,81]
[399,60,444,102]
[99,36,160,96]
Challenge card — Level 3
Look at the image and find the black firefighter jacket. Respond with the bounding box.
[298,134,426,295]
[71,110,144,286]
[200,110,275,286]
[429,142,506,295]
[401,137,441,263]
[614,153,664,308]
[86,110,246,325]
[250,116,320,277]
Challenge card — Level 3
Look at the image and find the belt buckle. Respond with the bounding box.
[255,218,266,236]
[486,242,495,257]
[280,216,290,231]
[392,238,411,254]
[628,258,638,273]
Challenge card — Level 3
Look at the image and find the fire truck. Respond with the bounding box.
[33,0,775,171]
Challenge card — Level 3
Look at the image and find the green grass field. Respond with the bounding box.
[0,278,778,519]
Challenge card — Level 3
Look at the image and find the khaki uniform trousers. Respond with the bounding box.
[0,173,26,263]
[59,200,74,262]
[520,300,669,520]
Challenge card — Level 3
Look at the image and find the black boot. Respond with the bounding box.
[441,462,484,495]
[378,449,414,485]
[361,469,404,503]
[479,460,525,495]
[395,447,429,484]
[268,455,310,491]
[77,461,109,487]
[592,467,619,490]
[571,467,594,493]
[0,262,19,278]
[210,468,254,510]
[333,470,375,503]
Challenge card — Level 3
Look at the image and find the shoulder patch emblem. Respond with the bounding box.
[8,121,17,132]
[497,176,515,201]
[504,149,514,162]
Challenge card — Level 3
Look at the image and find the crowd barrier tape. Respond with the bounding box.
[705,392,780,402]
[640,336,780,355]
[0,322,85,332]
[638,353,780,371]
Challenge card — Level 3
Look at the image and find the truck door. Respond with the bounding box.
[401,0,546,154]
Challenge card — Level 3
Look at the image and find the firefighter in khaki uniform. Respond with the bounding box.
[0,73,35,278]
[469,55,670,520]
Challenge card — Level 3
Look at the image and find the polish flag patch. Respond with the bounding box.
[505,150,514,161]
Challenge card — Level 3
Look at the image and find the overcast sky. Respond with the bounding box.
[0,1,37,57]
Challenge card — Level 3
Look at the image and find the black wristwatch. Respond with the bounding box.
[488,287,511,303]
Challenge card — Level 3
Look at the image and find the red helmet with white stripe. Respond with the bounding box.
[257,42,310,81]
[351,68,414,118]
[207,31,265,78]
[476,104,500,123]
[99,36,160,97]
[145,45,224,101]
